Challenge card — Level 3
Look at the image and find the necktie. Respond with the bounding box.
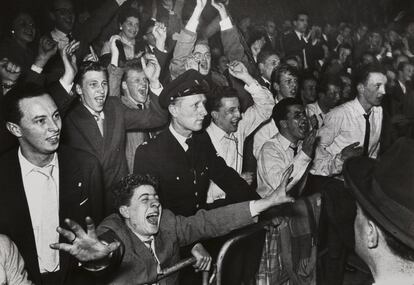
[290,145,298,156]
[137,103,144,110]
[66,33,74,42]
[34,165,59,272]
[224,134,241,172]
[143,240,158,262]
[93,113,104,137]
[363,113,371,156]
[301,35,309,69]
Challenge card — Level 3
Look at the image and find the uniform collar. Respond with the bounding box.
[169,124,190,151]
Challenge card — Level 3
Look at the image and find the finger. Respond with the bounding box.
[65,218,87,239]
[141,56,147,70]
[85,216,97,239]
[49,243,73,252]
[56,226,76,242]
[205,258,212,271]
[107,241,121,252]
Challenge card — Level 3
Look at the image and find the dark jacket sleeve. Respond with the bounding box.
[123,93,168,130]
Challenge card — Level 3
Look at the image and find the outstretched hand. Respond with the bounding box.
[141,54,161,88]
[211,0,228,19]
[50,217,120,262]
[60,41,79,86]
[266,165,295,206]
[228,60,254,85]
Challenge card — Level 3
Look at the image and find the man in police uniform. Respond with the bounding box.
[133,70,260,284]
[134,70,258,216]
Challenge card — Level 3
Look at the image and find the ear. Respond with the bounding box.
[367,220,379,249]
[75,84,83,96]
[258,62,265,72]
[356,83,364,96]
[211,110,219,122]
[121,81,128,92]
[279,119,288,129]
[6,122,22,138]
[119,205,130,219]
[168,104,177,118]
[273,82,280,92]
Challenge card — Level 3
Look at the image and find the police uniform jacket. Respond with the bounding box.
[133,128,259,217]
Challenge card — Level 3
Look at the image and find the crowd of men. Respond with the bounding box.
[0,0,414,284]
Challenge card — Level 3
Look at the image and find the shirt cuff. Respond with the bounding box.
[59,79,74,94]
[243,80,261,93]
[185,19,199,33]
[31,64,43,74]
[386,51,393,58]
[249,201,260,218]
[219,17,232,31]
[150,83,163,96]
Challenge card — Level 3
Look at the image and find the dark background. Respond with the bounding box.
[1,0,413,37]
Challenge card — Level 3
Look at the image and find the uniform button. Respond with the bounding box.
[195,192,198,196]
[196,204,199,209]
[176,176,180,180]
[193,180,196,184]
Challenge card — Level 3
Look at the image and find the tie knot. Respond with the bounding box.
[143,239,152,247]
[363,113,371,120]
[290,145,298,155]
[185,137,193,146]
[137,104,144,110]
[93,112,103,121]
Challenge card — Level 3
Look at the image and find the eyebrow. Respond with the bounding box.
[32,115,47,121]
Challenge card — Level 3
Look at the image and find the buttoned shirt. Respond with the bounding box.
[253,120,279,159]
[306,101,325,128]
[206,82,274,203]
[311,97,383,177]
[257,133,311,197]
[18,149,60,273]
[373,277,414,285]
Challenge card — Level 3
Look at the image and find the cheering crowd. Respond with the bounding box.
[0,0,414,284]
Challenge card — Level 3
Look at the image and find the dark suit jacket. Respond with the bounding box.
[62,95,168,212]
[134,129,259,217]
[97,201,254,285]
[0,145,104,285]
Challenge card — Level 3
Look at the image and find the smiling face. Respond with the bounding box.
[123,69,149,104]
[212,97,241,134]
[9,94,61,157]
[169,94,207,136]
[120,185,162,239]
[76,70,108,113]
[121,16,139,40]
[13,13,36,44]
[283,104,309,141]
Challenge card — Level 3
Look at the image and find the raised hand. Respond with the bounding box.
[60,41,80,86]
[191,243,212,272]
[152,22,167,51]
[266,165,295,205]
[211,0,228,20]
[301,128,317,158]
[228,60,254,85]
[109,34,122,56]
[0,58,21,83]
[141,54,161,88]
[50,217,120,262]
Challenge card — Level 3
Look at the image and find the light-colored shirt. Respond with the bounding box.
[206,82,274,202]
[373,277,414,285]
[169,124,190,151]
[18,149,60,273]
[257,133,311,197]
[253,119,279,159]
[0,235,33,285]
[101,33,136,60]
[311,97,383,177]
[306,101,325,128]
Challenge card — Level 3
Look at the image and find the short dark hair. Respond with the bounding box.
[206,86,239,113]
[118,7,140,26]
[257,49,280,65]
[293,11,308,22]
[300,72,317,90]
[271,97,302,129]
[2,83,50,124]
[271,63,299,85]
[397,61,413,72]
[355,64,386,86]
[122,58,144,82]
[247,28,266,49]
[360,207,414,262]
[75,61,107,85]
[113,174,159,209]
[317,75,343,94]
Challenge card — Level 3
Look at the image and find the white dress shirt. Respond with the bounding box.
[169,124,190,151]
[253,120,279,159]
[306,101,325,128]
[18,149,60,273]
[257,133,311,197]
[311,97,383,177]
[206,82,274,203]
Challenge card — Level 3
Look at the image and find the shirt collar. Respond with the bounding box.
[277,133,295,151]
[295,30,303,40]
[18,147,58,177]
[169,124,190,150]
[261,76,270,86]
[353,97,372,116]
[208,122,230,141]
[398,80,407,93]
[120,33,135,47]
[83,104,105,120]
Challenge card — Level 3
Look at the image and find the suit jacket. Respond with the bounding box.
[97,201,254,285]
[62,96,168,212]
[0,145,104,285]
[134,129,259,217]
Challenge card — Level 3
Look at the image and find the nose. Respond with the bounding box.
[379,84,386,95]
[199,104,208,117]
[150,198,160,208]
[234,110,241,119]
[48,117,60,132]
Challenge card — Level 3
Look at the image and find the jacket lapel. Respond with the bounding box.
[102,100,116,153]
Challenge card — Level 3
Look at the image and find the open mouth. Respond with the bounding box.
[146,212,159,225]
[47,134,60,144]
[95,96,105,105]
